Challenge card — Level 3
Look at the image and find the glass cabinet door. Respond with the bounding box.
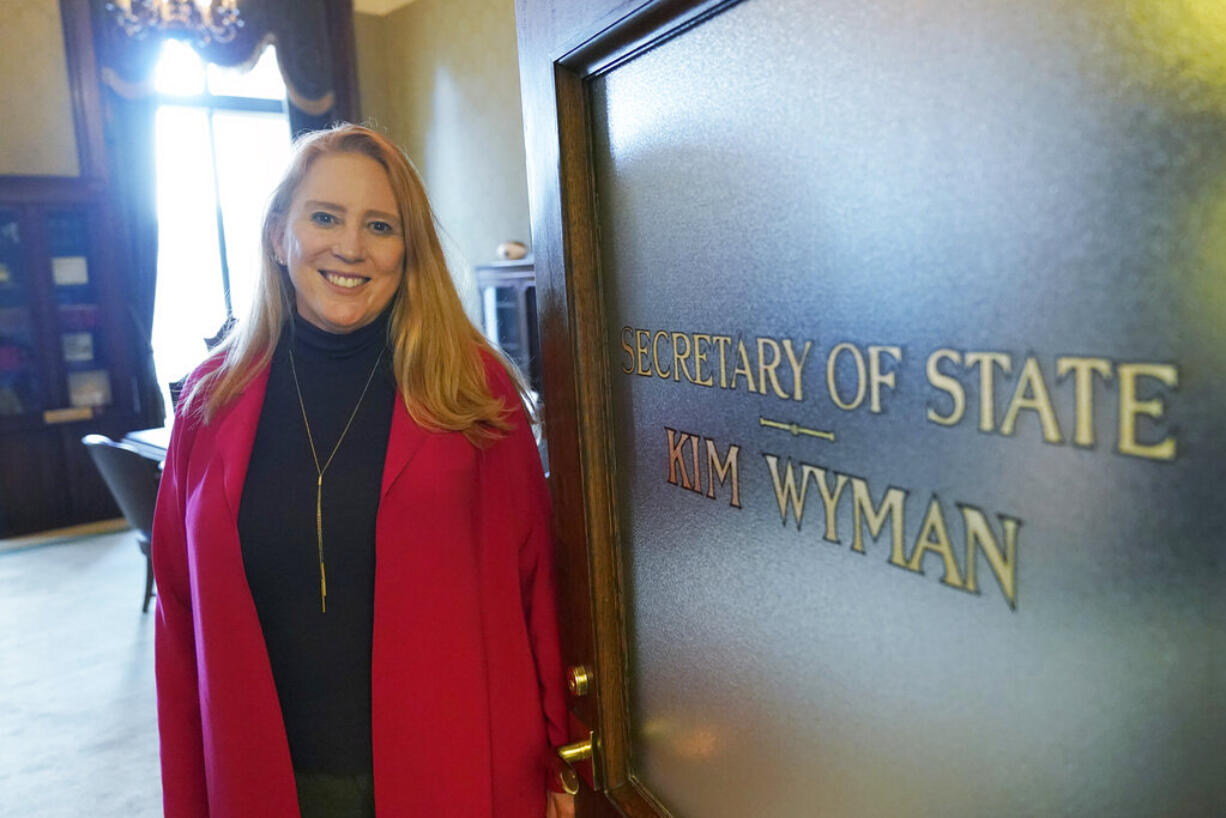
[0,209,40,416]
[0,204,127,425]
[47,209,111,410]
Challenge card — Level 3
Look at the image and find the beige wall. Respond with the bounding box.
[354,0,531,272]
[354,12,390,137]
[0,0,80,176]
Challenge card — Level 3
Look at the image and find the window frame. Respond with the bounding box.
[152,44,290,319]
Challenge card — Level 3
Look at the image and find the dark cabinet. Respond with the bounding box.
[0,207,118,419]
[0,1,158,537]
[0,208,40,416]
[0,190,146,537]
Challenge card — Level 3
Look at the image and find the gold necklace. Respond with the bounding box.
[288,345,385,613]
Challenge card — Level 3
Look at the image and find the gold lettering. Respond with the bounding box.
[1118,362,1178,460]
[666,428,692,490]
[763,453,810,530]
[731,339,759,393]
[758,337,789,399]
[850,476,907,565]
[692,334,715,387]
[1000,356,1063,443]
[827,342,867,411]
[712,335,733,389]
[671,332,694,384]
[906,497,964,588]
[651,331,671,379]
[635,329,652,377]
[1056,356,1112,447]
[620,326,635,374]
[958,504,1020,609]
[705,438,741,508]
[689,432,701,493]
[965,352,1011,432]
[868,345,903,414]
[925,348,965,426]
[782,339,813,402]
[803,464,848,544]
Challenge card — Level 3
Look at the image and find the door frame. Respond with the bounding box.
[518,2,746,815]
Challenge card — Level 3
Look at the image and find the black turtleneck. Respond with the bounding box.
[238,307,396,775]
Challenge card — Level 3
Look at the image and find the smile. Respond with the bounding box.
[320,270,370,289]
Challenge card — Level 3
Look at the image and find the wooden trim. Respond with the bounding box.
[558,0,738,77]
[58,0,109,181]
[622,777,677,818]
[517,2,609,790]
[544,2,748,814]
[0,517,128,554]
[519,0,764,813]
[552,60,635,796]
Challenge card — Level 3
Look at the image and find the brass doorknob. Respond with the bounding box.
[558,764,580,795]
[557,736,592,764]
[555,736,593,796]
[566,665,591,696]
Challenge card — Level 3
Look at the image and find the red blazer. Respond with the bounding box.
[152,358,568,817]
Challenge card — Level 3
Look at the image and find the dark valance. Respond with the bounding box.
[93,0,353,121]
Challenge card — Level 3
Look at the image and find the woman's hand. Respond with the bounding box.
[546,791,575,818]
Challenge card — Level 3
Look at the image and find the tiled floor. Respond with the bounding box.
[0,530,162,817]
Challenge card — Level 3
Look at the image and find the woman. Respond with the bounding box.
[152,124,574,818]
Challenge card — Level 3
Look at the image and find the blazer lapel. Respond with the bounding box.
[211,368,423,511]
[215,367,271,518]
[381,394,429,499]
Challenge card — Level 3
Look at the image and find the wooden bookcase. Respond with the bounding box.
[0,180,149,537]
[0,1,152,537]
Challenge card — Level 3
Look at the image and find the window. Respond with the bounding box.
[150,39,293,403]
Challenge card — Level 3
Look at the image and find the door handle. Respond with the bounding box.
[558,735,592,763]
[555,734,594,795]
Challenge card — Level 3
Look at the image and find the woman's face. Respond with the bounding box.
[277,152,406,334]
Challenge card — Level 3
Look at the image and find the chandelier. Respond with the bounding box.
[106,0,243,46]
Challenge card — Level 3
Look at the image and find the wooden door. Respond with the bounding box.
[516,1,1225,815]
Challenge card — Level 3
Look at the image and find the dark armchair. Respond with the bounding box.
[81,435,161,613]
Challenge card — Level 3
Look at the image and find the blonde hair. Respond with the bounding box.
[180,123,527,446]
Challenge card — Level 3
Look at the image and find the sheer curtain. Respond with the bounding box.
[149,42,292,406]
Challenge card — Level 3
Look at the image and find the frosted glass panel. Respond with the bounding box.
[590,0,1226,816]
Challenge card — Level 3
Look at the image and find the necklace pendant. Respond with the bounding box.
[290,346,385,618]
